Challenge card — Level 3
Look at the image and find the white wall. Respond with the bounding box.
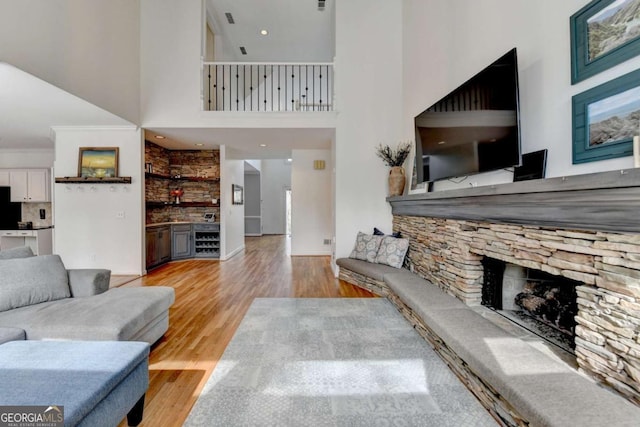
[291,149,332,256]
[403,0,640,192]
[220,146,245,259]
[52,127,143,274]
[0,150,54,168]
[0,0,140,123]
[261,159,291,234]
[334,0,404,258]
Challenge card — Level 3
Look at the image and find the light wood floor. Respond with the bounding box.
[118,235,374,427]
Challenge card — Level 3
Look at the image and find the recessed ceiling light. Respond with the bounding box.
[260,29,268,36]
[155,135,165,139]
[259,144,267,147]
[195,143,204,147]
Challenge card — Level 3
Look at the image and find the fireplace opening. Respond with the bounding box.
[481,258,579,354]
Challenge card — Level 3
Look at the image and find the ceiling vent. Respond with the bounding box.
[318,0,325,11]
[225,12,235,24]
[239,46,247,55]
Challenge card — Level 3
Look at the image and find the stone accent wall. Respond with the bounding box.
[145,141,220,225]
[145,142,169,176]
[393,214,640,404]
[169,150,220,179]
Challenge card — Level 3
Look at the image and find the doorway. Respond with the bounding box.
[285,188,292,236]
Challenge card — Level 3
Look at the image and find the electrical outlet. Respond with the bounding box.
[116,211,125,219]
[39,209,46,219]
[323,239,332,245]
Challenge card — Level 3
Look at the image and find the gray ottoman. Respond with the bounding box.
[0,340,149,426]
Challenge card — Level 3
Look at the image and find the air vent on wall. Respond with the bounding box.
[225,12,235,24]
[318,0,325,11]
[239,46,247,55]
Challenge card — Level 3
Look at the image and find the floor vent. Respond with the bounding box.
[239,46,247,55]
[318,0,325,11]
[225,12,235,24]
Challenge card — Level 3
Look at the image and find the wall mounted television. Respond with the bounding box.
[414,48,522,185]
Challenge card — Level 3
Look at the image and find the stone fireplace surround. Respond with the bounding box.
[389,169,640,405]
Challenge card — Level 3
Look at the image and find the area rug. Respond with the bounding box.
[184,298,497,426]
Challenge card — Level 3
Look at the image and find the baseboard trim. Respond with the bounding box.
[222,244,245,261]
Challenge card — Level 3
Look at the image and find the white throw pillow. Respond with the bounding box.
[349,232,384,263]
[375,236,409,268]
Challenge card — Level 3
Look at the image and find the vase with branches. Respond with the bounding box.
[376,141,412,196]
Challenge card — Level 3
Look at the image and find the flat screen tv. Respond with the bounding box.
[414,48,521,184]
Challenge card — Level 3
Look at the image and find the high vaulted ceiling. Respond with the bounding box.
[0,1,335,159]
[206,0,335,62]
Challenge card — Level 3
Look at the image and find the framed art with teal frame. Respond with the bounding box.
[570,0,640,84]
[572,67,640,164]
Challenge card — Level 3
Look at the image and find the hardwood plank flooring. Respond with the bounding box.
[119,235,374,427]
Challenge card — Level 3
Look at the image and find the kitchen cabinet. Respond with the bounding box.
[0,171,9,186]
[171,224,192,260]
[0,228,53,255]
[145,225,171,269]
[7,169,50,202]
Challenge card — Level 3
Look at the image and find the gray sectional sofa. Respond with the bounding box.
[337,257,640,427]
[0,247,175,344]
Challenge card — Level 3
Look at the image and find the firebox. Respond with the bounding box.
[481,258,580,353]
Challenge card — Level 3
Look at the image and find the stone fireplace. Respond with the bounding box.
[482,259,579,353]
[389,169,640,406]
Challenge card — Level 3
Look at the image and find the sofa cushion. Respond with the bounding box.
[0,327,25,344]
[0,286,175,341]
[349,232,383,263]
[336,258,398,282]
[0,246,34,260]
[375,236,409,268]
[0,254,70,312]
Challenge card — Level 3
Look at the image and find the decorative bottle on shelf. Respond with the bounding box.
[170,188,184,204]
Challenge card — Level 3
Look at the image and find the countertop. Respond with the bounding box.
[146,222,219,228]
[0,225,54,231]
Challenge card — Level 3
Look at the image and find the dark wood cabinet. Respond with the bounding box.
[146,225,171,269]
[171,224,192,259]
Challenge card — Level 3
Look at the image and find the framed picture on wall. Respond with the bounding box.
[572,67,640,163]
[232,184,244,205]
[571,0,640,83]
[78,147,119,178]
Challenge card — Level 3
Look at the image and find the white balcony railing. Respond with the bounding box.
[202,62,333,112]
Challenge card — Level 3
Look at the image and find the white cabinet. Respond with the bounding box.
[7,169,50,202]
[0,228,52,255]
[0,171,9,186]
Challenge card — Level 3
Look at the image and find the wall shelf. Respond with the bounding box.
[55,177,132,184]
[145,172,219,182]
[146,201,220,208]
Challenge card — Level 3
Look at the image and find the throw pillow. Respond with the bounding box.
[0,246,34,260]
[349,232,383,263]
[375,236,410,268]
[0,255,70,312]
[373,227,402,238]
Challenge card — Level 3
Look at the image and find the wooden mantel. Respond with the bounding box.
[388,168,640,234]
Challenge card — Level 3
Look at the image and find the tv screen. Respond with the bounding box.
[414,48,521,184]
